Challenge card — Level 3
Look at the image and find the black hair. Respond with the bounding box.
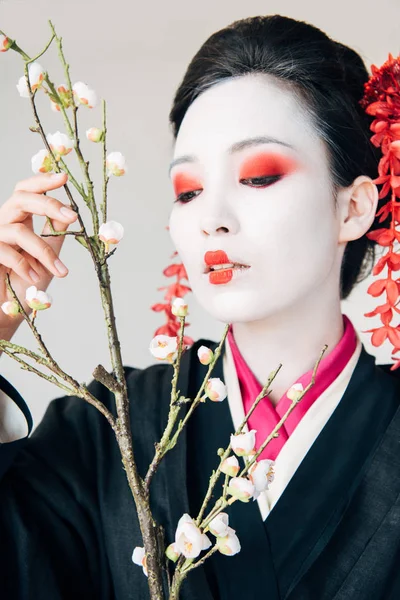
[168,14,386,300]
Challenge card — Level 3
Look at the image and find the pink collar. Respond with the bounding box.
[227,314,357,460]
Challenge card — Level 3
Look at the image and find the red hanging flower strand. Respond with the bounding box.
[359,53,400,370]
[151,227,194,347]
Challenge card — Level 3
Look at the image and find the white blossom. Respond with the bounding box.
[216,527,241,556]
[287,382,304,401]
[208,512,229,537]
[220,455,240,477]
[226,477,255,502]
[149,334,178,362]
[131,546,148,577]
[46,131,74,161]
[106,151,127,177]
[171,297,188,317]
[248,459,275,499]
[16,61,45,97]
[72,81,98,108]
[197,345,213,365]
[25,286,52,311]
[174,514,204,559]
[205,377,227,402]
[31,149,53,174]
[230,430,257,457]
[1,300,19,317]
[86,127,104,143]
[99,221,124,249]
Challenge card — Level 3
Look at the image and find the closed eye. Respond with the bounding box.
[174,175,282,204]
[240,174,282,187]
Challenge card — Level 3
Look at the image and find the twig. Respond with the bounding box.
[100,99,109,224]
[167,324,230,450]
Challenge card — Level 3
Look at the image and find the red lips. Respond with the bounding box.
[204,250,232,267]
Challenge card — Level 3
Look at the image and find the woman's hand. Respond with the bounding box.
[0,172,78,342]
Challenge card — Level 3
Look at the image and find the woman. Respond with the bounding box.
[0,13,399,600]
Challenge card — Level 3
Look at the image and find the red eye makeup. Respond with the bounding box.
[172,173,203,198]
[239,152,299,180]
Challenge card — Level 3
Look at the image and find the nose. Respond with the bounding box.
[200,208,240,237]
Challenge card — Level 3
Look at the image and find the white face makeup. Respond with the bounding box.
[168,73,344,325]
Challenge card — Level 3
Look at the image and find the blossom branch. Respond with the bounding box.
[3,25,166,598]
[195,363,281,527]
[47,20,100,236]
[167,323,230,451]
[144,316,187,490]
[100,99,109,224]
[200,344,328,532]
[1,274,118,429]
[0,345,75,395]
[20,60,97,265]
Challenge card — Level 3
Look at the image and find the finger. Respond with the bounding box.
[13,172,68,195]
[0,242,41,284]
[0,223,69,278]
[0,190,77,226]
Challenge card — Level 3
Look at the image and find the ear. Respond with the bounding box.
[337,175,379,244]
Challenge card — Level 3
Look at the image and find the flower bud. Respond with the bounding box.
[197,345,213,365]
[208,512,229,537]
[86,127,104,143]
[171,297,188,317]
[131,546,148,577]
[226,477,255,502]
[149,334,178,362]
[25,286,52,311]
[220,455,240,477]
[99,221,124,252]
[57,84,73,109]
[72,81,97,108]
[165,542,180,562]
[216,527,241,556]
[230,430,257,457]
[31,149,54,174]
[205,377,227,402]
[46,131,74,161]
[1,300,20,317]
[16,61,45,97]
[0,35,12,52]
[106,151,127,177]
[287,382,304,401]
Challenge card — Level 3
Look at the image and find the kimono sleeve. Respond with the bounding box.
[0,371,122,600]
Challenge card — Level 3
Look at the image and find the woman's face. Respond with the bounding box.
[168,73,343,324]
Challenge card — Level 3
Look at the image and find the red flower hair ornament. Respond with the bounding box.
[152,53,400,369]
[359,53,400,370]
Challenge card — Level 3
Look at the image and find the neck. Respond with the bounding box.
[231,293,344,407]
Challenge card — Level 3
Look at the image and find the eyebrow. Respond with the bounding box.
[168,135,296,176]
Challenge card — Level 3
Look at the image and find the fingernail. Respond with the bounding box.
[59,206,76,219]
[54,259,68,275]
[29,269,40,283]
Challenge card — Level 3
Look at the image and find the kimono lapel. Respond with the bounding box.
[263,345,400,599]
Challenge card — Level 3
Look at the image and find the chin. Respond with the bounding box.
[196,290,278,324]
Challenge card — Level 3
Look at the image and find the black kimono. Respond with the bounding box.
[0,336,400,599]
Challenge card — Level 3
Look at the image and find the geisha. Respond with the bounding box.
[0,13,399,600]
